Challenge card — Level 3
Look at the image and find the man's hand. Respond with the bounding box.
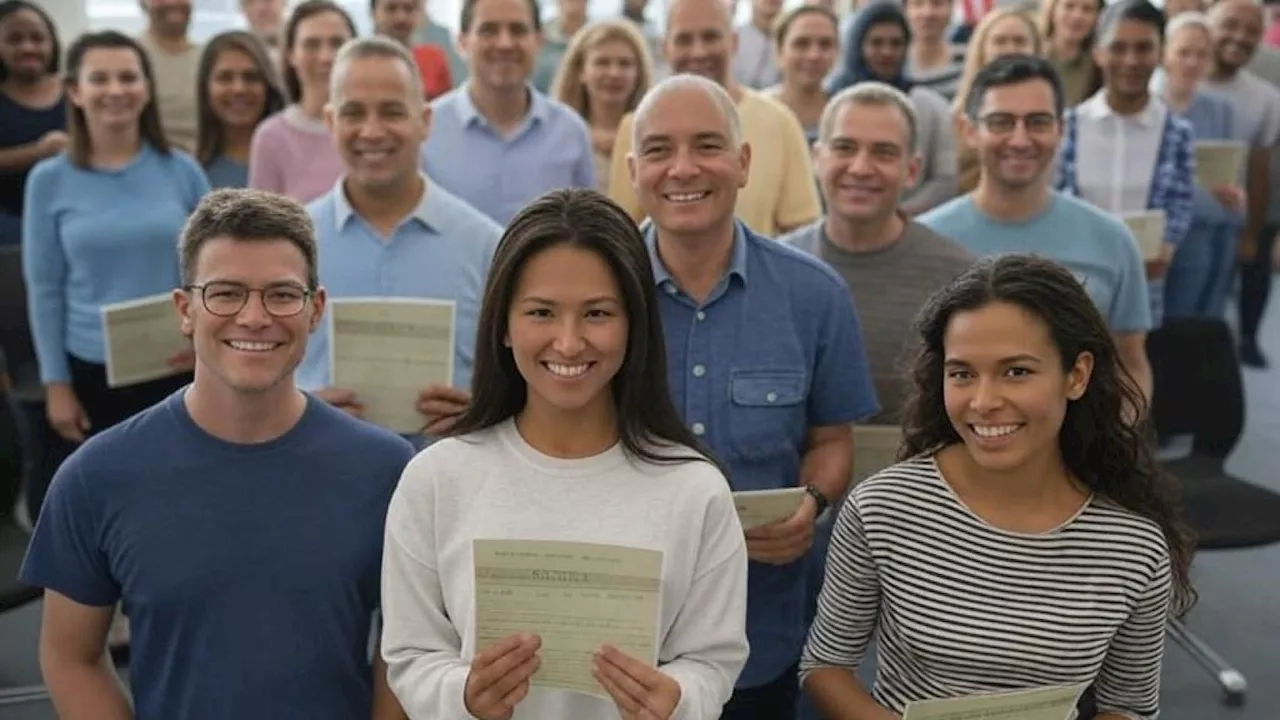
[745,493,818,565]
[418,384,470,436]
[313,387,364,418]
[1211,184,1246,213]
[593,645,682,720]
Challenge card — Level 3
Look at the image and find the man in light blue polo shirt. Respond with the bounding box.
[628,74,879,719]
[418,0,595,225]
[301,37,500,432]
[919,54,1154,404]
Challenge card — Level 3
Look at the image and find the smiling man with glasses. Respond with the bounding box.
[919,53,1155,408]
[19,188,416,720]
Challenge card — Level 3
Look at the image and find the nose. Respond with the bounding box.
[552,318,586,357]
[969,378,1004,414]
[668,146,701,179]
[495,29,518,49]
[848,149,875,175]
[235,292,273,329]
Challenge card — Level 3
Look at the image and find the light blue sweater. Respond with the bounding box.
[22,144,210,383]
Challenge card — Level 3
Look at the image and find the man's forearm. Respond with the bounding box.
[45,657,132,720]
[800,429,855,503]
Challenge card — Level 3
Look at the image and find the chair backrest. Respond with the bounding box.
[0,245,34,374]
[1145,317,1244,459]
[852,425,903,486]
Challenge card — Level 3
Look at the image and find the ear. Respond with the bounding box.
[421,104,433,137]
[903,152,923,190]
[309,286,328,334]
[323,102,335,133]
[1066,350,1094,401]
[173,287,194,338]
[627,151,638,189]
[960,113,979,151]
[737,140,752,189]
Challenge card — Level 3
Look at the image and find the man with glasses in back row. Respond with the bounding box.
[919,53,1154,406]
[19,189,414,719]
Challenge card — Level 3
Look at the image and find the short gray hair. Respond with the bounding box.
[818,82,919,155]
[631,73,743,149]
[329,35,424,106]
[1166,10,1212,40]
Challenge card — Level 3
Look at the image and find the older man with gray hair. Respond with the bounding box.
[608,0,822,237]
[629,72,880,719]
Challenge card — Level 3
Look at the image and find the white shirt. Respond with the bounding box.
[1075,92,1167,214]
[380,420,750,719]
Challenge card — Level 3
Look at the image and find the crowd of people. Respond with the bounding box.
[1,0,1278,716]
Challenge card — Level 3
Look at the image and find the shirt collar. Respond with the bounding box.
[332,173,438,233]
[454,82,549,129]
[643,219,750,288]
[1078,90,1164,128]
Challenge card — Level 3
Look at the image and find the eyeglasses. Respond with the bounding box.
[185,282,312,318]
[977,112,1059,136]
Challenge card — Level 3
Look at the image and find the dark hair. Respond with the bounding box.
[195,31,285,167]
[63,31,169,168]
[964,52,1065,121]
[827,1,913,94]
[179,188,319,288]
[460,0,542,34]
[0,0,60,83]
[1096,0,1166,46]
[773,4,839,51]
[448,188,722,473]
[899,254,1196,616]
[281,0,357,103]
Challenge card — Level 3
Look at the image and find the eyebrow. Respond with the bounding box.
[640,131,728,145]
[944,354,1043,366]
[519,295,620,306]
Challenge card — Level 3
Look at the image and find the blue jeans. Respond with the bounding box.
[1165,219,1238,319]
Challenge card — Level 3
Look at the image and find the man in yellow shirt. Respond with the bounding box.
[608,0,822,237]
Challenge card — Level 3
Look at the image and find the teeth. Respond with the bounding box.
[667,192,709,203]
[972,424,1020,438]
[546,362,589,377]
[228,340,278,352]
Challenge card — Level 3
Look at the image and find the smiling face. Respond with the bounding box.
[507,243,628,422]
[207,47,270,132]
[175,237,325,400]
[982,14,1038,60]
[967,78,1062,192]
[1096,18,1161,102]
[1164,23,1212,88]
[68,47,151,134]
[942,301,1091,474]
[327,53,430,195]
[0,7,55,83]
[1211,0,1263,73]
[816,99,919,222]
[460,0,542,93]
[580,38,641,107]
[628,84,750,239]
[777,11,839,89]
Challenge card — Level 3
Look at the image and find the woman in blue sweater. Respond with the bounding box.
[22,31,209,455]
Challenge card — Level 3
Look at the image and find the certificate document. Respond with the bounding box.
[901,682,1090,720]
[328,297,455,434]
[732,487,806,530]
[1121,210,1167,261]
[99,293,187,389]
[473,539,664,699]
[1195,140,1246,188]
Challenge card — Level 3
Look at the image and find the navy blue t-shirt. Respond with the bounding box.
[0,91,66,216]
[20,390,416,719]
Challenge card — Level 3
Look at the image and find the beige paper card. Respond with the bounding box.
[1121,210,1167,261]
[1194,140,1246,188]
[100,293,187,389]
[732,487,807,530]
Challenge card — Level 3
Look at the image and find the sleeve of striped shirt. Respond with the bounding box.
[798,495,881,682]
[1092,551,1172,720]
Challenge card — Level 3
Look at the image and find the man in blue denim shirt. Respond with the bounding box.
[626,74,880,719]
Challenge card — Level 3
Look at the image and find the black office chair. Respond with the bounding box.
[1146,316,1280,706]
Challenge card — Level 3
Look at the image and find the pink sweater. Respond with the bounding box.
[247,106,344,204]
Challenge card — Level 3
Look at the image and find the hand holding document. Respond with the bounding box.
[901,682,1090,720]
[1195,140,1247,188]
[473,539,664,700]
[732,487,807,531]
[100,293,188,389]
[1120,210,1167,261]
[328,297,455,434]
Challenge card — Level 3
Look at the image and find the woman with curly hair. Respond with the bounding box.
[800,254,1194,720]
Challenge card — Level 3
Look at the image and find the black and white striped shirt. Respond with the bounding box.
[801,456,1171,720]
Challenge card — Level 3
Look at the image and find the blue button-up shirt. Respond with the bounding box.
[298,176,501,395]
[419,84,595,226]
[646,221,879,688]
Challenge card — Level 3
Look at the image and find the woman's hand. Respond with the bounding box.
[1210,184,1246,213]
[46,383,90,442]
[592,645,682,719]
[463,633,542,720]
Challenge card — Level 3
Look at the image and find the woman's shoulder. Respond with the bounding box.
[851,455,946,506]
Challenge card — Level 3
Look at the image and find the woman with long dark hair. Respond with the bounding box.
[0,0,64,244]
[802,254,1194,720]
[380,189,749,718]
[22,31,208,510]
[194,30,284,188]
